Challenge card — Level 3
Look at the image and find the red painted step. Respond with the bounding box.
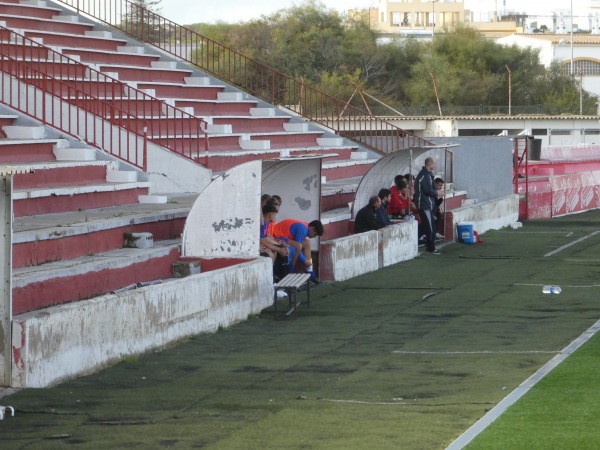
[27,78,128,97]
[0,3,61,19]
[0,15,93,34]
[0,42,52,60]
[24,30,128,51]
[13,185,149,217]
[0,140,57,163]
[12,162,111,189]
[69,97,167,117]
[136,82,224,100]
[62,48,160,67]
[0,59,88,78]
[12,243,181,314]
[175,99,257,116]
[97,65,192,83]
[212,116,289,133]
[255,132,322,148]
[13,217,187,269]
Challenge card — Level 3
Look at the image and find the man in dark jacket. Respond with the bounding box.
[354,196,383,234]
[414,157,444,253]
[376,188,393,228]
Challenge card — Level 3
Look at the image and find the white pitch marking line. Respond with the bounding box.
[544,230,600,257]
[392,350,557,355]
[445,318,600,450]
[514,283,600,289]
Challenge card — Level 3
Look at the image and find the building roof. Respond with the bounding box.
[515,34,600,45]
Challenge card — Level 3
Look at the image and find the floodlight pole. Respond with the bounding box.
[570,0,574,76]
[432,0,438,38]
[506,65,512,116]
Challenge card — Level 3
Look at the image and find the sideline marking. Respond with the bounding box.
[544,230,600,257]
[515,282,600,289]
[392,350,557,355]
[445,318,600,450]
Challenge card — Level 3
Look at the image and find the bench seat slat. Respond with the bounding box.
[275,273,310,289]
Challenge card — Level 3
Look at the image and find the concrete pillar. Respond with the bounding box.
[0,175,13,386]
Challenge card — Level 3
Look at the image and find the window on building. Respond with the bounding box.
[564,60,600,76]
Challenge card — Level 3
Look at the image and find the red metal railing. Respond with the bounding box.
[55,0,434,155]
[0,26,208,170]
[513,136,530,220]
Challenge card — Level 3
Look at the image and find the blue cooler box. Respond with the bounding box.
[457,222,474,244]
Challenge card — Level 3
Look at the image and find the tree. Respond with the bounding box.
[122,0,163,43]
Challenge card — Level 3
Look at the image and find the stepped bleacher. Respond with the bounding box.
[0,0,377,318]
[0,0,477,388]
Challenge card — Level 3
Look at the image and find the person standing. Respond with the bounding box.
[414,157,444,254]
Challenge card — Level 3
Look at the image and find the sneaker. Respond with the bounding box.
[428,249,441,255]
[308,271,321,284]
[276,290,288,298]
[436,233,445,240]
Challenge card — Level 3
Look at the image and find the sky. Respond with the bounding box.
[157,1,590,25]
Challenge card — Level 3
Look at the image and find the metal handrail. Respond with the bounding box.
[54,0,434,155]
[0,26,208,170]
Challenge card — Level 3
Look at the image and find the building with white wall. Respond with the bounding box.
[497,34,600,98]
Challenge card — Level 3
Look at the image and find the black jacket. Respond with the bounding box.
[414,166,436,211]
[354,204,383,233]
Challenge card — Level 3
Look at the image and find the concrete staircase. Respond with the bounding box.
[0,0,378,317]
[0,0,366,173]
[0,112,192,315]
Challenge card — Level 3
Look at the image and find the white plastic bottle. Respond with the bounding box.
[542,285,562,294]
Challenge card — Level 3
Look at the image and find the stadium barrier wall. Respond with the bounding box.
[11,257,272,388]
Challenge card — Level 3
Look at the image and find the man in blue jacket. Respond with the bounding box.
[414,157,444,254]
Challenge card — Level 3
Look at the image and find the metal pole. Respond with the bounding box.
[0,175,13,386]
[579,65,583,115]
[570,0,574,76]
[432,0,438,38]
[506,65,512,116]
[430,72,442,116]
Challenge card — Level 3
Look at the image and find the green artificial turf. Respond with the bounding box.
[2,212,600,449]
[467,331,600,450]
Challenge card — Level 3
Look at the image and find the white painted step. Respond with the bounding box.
[239,136,270,150]
[184,76,211,86]
[250,107,276,117]
[217,92,243,101]
[85,30,113,38]
[3,126,46,139]
[317,137,344,147]
[138,195,168,204]
[151,61,178,69]
[117,46,145,54]
[107,171,138,183]
[53,147,96,161]
[283,122,308,132]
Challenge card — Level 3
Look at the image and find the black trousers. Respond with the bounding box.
[419,209,436,252]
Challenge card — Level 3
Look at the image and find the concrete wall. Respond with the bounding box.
[381,220,419,267]
[182,161,261,258]
[448,194,520,238]
[147,142,212,194]
[430,136,514,203]
[11,257,273,388]
[320,220,418,282]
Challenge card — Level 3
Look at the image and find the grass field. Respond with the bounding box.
[466,325,600,450]
[1,212,600,449]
